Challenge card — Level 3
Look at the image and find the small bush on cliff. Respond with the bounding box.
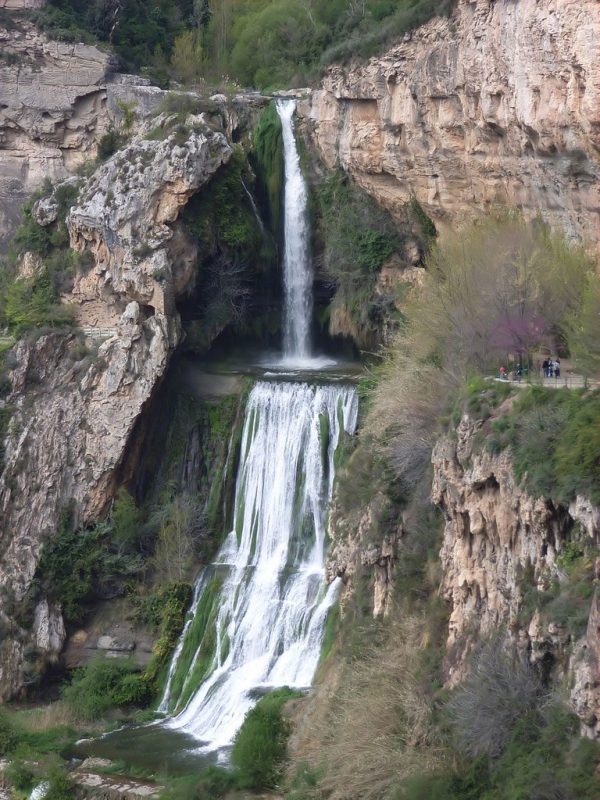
[447,638,542,759]
[232,688,302,790]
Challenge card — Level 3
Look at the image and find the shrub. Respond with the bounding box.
[447,638,542,759]
[487,387,600,505]
[44,767,76,800]
[61,657,150,721]
[4,760,35,793]
[0,709,20,756]
[97,129,126,161]
[112,488,143,550]
[231,688,302,790]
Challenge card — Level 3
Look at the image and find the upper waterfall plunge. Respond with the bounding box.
[276,98,313,363]
[163,381,358,751]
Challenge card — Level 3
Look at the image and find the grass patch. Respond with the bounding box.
[231,687,302,791]
[487,387,600,505]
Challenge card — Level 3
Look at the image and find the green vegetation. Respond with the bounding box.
[250,101,284,237]
[368,213,594,487]
[182,147,276,342]
[38,1,454,89]
[488,387,600,505]
[232,687,302,790]
[0,181,84,335]
[29,503,143,627]
[97,128,127,161]
[61,656,153,721]
[44,768,76,800]
[403,704,600,800]
[166,574,223,713]
[142,581,193,689]
[315,171,406,346]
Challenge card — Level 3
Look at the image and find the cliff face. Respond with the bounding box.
[432,413,600,737]
[0,16,116,246]
[303,0,600,244]
[0,11,266,250]
[0,113,232,698]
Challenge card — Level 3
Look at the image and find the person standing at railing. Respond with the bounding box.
[555,358,561,379]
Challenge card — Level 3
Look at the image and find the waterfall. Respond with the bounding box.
[276,98,313,363]
[164,381,358,751]
[151,96,357,757]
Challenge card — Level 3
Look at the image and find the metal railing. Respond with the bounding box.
[491,373,597,390]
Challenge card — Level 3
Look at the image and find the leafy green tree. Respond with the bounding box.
[170,30,204,83]
[567,272,600,377]
[112,488,142,551]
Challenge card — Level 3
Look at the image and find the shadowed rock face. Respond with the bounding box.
[303,0,600,245]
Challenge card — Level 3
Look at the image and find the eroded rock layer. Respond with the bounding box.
[432,412,600,737]
[304,0,600,244]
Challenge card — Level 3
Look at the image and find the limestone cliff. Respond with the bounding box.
[0,15,116,246]
[0,114,232,699]
[0,11,267,248]
[432,412,600,737]
[302,0,600,245]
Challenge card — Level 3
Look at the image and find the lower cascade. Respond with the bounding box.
[160,380,358,751]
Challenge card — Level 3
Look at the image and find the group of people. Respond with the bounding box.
[498,357,562,382]
[542,358,561,378]
[498,365,523,382]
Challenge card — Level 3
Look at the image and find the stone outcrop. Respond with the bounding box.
[327,492,400,619]
[302,0,600,245]
[0,116,232,699]
[0,1,44,9]
[0,12,269,249]
[0,17,116,246]
[432,411,600,736]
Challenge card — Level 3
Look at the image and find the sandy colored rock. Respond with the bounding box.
[303,0,600,245]
[432,411,600,735]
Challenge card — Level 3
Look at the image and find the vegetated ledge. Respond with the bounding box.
[433,397,600,737]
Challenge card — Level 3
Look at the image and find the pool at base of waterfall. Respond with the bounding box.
[71,378,358,776]
[71,724,220,775]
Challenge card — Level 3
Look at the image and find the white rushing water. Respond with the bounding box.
[276,98,313,363]
[164,381,358,750]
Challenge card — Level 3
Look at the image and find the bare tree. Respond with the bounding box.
[447,637,543,758]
